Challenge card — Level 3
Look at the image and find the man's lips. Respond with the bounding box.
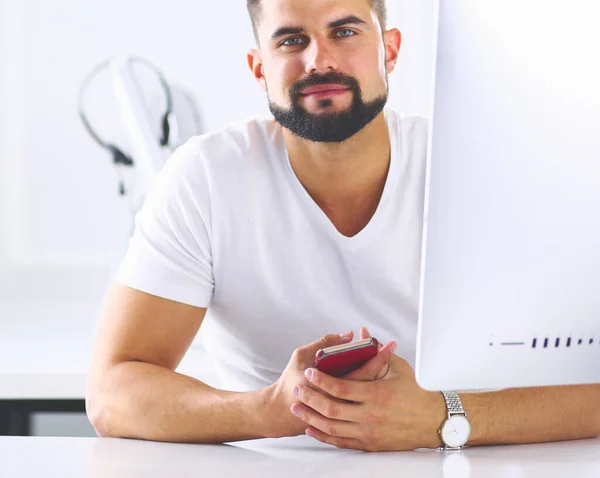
[300,84,350,98]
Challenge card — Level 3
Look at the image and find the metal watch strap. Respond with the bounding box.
[441,390,465,417]
[438,391,468,452]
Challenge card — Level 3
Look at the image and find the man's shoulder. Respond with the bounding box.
[385,108,429,136]
[157,114,282,196]
[189,114,280,161]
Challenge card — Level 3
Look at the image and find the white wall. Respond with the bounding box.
[0,0,435,338]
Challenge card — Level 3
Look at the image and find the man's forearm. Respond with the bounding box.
[460,383,600,446]
[88,361,274,443]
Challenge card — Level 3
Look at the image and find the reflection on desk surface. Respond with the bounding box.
[1,435,599,478]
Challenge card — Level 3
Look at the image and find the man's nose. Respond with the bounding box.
[304,38,339,74]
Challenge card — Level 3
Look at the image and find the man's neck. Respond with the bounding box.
[282,112,391,237]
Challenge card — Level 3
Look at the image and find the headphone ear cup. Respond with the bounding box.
[160,113,170,146]
[106,144,133,166]
[106,144,133,196]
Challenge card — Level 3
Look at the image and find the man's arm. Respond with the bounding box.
[87,283,356,443]
[286,354,600,451]
[87,283,280,443]
[460,384,600,447]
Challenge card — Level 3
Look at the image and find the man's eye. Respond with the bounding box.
[282,37,306,46]
[335,29,356,38]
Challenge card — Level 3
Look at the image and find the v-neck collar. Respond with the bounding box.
[280,110,400,250]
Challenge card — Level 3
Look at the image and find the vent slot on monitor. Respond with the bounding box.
[528,336,598,349]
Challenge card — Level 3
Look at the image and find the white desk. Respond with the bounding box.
[1,435,600,477]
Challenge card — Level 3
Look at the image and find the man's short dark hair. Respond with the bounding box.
[247,0,387,43]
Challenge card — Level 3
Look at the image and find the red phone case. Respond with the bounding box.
[315,338,380,377]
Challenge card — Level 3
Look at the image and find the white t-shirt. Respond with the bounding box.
[115,108,429,392]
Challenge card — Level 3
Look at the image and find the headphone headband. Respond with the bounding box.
[78,56,173,151]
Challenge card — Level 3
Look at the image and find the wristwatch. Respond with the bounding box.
[437,391,471,451]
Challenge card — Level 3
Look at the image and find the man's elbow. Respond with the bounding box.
[85,376,120,439]
[86,391,109,437]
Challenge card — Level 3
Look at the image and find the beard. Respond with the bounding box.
[268,72,388,143]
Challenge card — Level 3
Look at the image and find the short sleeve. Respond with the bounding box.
[114,139,214,308]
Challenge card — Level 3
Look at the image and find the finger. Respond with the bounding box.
[305,426,365,450]
[343,341,397,381]
[359,327,384,351]
[290,402,359,439]
[292,385,362,422]
[294,331,354,364]
[358,326,371,341]
[304,368,369,402]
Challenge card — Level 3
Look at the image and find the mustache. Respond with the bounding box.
[289,72,361,99]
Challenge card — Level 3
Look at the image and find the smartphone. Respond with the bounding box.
[314,337,380,377]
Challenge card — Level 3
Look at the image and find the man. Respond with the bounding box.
[86,0,600,451]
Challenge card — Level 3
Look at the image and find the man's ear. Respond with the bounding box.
[247,49,267,91]
[383,28,402,74]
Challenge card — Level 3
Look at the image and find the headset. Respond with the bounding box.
[78,57,177,196]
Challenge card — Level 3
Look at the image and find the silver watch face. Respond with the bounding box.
[441,415,471,448]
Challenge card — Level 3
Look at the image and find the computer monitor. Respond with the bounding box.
[415,1,600,391]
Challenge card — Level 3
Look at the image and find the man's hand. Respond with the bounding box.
[265,331,354,438]
[265,329,396,439]
[290,350,447,451]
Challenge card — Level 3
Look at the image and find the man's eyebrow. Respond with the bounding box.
[270,26,305,41]
[328,15,368,29]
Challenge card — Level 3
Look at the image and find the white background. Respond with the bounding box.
[0,0,435,347]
